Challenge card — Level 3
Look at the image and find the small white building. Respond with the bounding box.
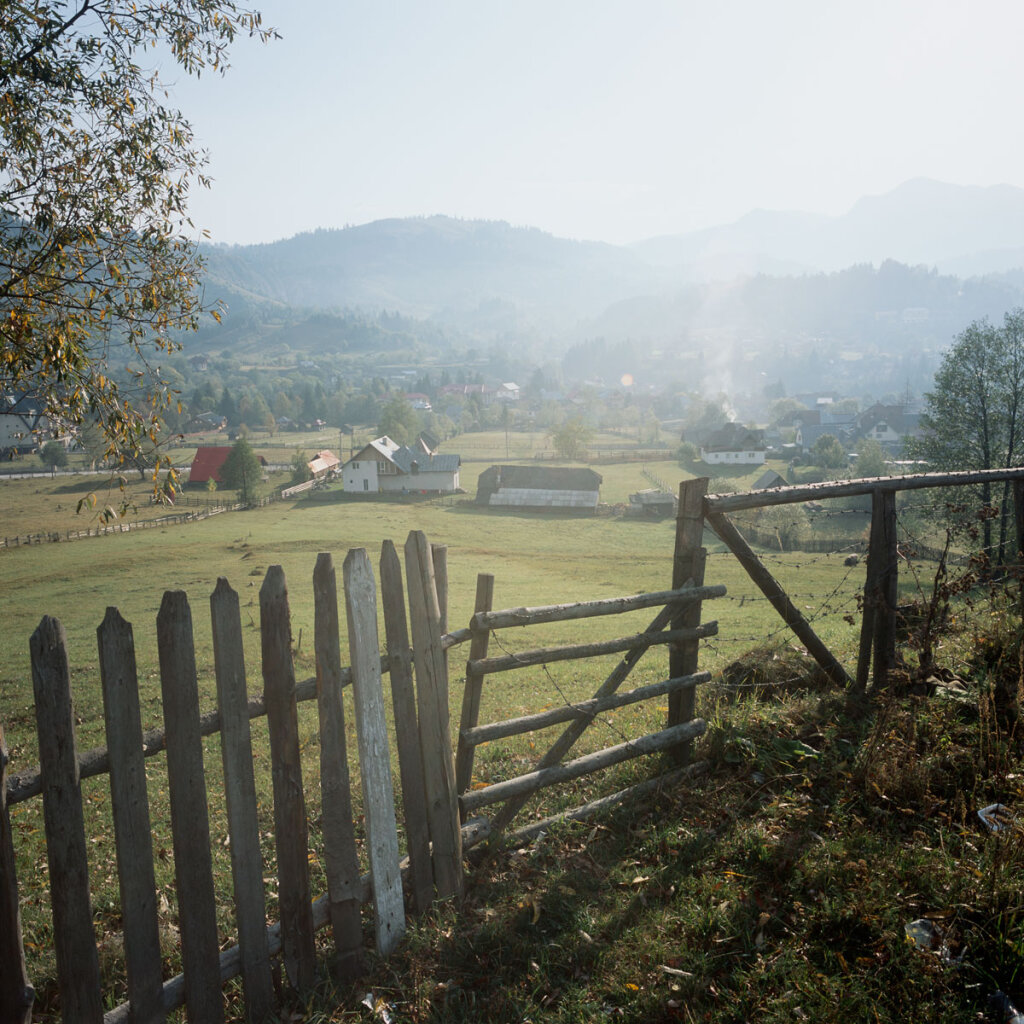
[699,424,767,466]
[342,436,461,494]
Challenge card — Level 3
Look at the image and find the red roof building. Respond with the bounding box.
[188,446,266,485]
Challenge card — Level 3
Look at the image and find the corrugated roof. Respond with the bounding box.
[189,446,232,483]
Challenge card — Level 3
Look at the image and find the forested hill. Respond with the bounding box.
[202,216,661,328]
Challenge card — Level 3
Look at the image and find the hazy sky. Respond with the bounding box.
[167,0,1024,247]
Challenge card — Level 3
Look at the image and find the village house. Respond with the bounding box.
[341,435,461,494]
[0,392,53,456]
[476,465,603,512]
[307,449,341,481]
[187,446,267,486]
[699,423,767,466]
[856,403,922,453]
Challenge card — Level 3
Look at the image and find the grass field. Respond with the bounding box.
[2,432,1021,1022]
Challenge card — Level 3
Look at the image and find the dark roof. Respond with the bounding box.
[701,423,765,452]
[476,464,602,504]
[391,447,460,474]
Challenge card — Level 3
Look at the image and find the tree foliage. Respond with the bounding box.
[910,310,1024,560]
[220,437,261,504]
[0,2,272,481]
[39,439,67,474]
[549,416,593,460]
[810,433,848,469]
[377,396,420,445]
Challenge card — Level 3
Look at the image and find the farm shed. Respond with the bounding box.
[187,446,267,486]
[476,465,603,511]
[341,435,461,494]
[627,488,676,517]
[307,449,341,480]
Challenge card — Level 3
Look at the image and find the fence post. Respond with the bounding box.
[311,554,366,976]
[343,549,406,956]
[209,580,275,1020]
[455,573,495,813]
[858,488,898,691]
[378,541,434,915]
[157,593,225,1024]
[669,478,708,758]
[30,616,104,1022]
[98,609,165,1024]
[1015,479,1024,623]
[404,530,464,901]
[260,567,316,991]
[0,724,34,1024]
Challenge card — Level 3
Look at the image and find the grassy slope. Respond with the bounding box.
[1,435,1020,1022]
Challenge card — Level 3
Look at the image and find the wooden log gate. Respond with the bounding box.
[0,529,726,1023]
[693,466,1024,693]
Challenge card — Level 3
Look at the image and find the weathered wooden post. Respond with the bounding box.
[669,478,708,760]
[857,488,898,691]
[98,609,166,1024]
[379,541,434,915]
[157,592,225,1023]
[404,530,464,901]
[0,724,34,1024]
[210,580,275,1020]
[260,567,316,992]
[455,573,495,815]
[312,554,366,975]
[30,616,104,1023]
[343,548,405,956]
[1014,479,1024,623]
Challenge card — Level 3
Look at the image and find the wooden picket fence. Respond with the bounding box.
[0,529,723,1023]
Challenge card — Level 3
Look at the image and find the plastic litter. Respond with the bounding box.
[978,803,1015,833]
[904,918,940,949]
[988,991,1024,1023]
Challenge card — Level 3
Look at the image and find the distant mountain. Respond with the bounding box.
[632,179,1024,278]
[203,216,663,329]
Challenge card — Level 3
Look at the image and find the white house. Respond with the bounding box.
[496,382,520,402]
[342,436,461,494]
[699,423,766,466]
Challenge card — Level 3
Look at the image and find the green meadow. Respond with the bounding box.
[3,432,1020,1023]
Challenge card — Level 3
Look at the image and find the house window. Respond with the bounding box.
[352,461,359,469]
[363,479,369,491]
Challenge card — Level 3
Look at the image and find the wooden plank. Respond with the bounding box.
[378,540,434,915]
[872,488,899,691]
[342,549,405,956]
[404,531,464,901]
[209,579,275,1021]
[97,609,165,1024]
[486,600,682,841]
[431,543,448,635]
[463,670,711,746]
[460,719,706,814]
[311,554,365,976]
[156,592,225,1024]
[669,478,707,742]
[260,566,316,991]
[455,574,495,811]
[855,488,884,692]
[706,465,1024,512]
[30,616,104,1023]
[705,509,850,688]
[468,624,717,675]
[472,584,725,631]
[0,723,34,1024]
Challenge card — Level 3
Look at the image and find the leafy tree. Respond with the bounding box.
[854,439,889,478]
[0,3,273,484]
[768,397,808,426]
[548,416,593,460]
[39,440,67,475]
[810,434,848,469]
[378,396,420,445]
[290,449,312,486]
[910,310,1024,561]
[220,437,262,505]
